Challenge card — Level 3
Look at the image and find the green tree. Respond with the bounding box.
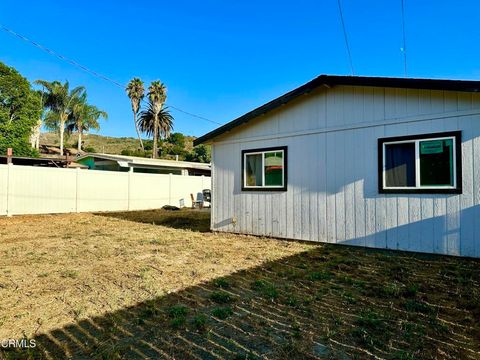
[167,132,185,147]
[126,78,145,151]
[138,103,173,158]
[146,81,168,159]
[0,61,42,157]
[185,144,211,163]
[66,93,108,152]
[35,80,85,156]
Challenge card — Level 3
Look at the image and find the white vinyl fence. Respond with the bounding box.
[0,164,211,216]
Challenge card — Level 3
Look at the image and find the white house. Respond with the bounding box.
[194,75,480,258]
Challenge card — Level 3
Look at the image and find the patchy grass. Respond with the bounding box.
[209,291,233,304]
[0,210,479,359]
[211,306,234,320]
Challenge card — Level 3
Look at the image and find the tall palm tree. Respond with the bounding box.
[66,94,108,152]
[126,78,145,151]
[147,81,167,158]
[35,80,85,156]
[138,105,173,143]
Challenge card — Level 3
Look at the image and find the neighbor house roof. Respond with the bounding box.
[194,75,480,145]
[76,153,211,170]
[0,155,88,168]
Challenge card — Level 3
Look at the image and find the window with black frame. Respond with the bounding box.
[378,131,462,194]
[242,146,287,191]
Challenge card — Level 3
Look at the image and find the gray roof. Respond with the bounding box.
[194,74,480,145]
[77,153,211,170]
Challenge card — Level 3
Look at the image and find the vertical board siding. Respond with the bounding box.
[211,85,480,257]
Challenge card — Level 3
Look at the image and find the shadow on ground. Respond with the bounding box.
[4,244,480,359]
[95,209,211,232]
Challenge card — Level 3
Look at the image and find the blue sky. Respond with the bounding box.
[1,0,480,138]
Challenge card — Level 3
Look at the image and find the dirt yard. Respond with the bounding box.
[0,209,479,359]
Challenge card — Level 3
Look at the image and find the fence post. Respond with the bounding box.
[127,170,132,210]
[6,163,13,217]
[75,167,80,213]
[169,173,172,205]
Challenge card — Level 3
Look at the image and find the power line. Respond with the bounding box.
[0,24,125,88]
[400,0,407,77]
[337,0,355,75]
[0,23,222,125]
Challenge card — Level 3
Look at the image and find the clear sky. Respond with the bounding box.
[1,0,479,138]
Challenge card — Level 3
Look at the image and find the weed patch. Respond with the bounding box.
[211,307,233,320]
[209,291,233,304]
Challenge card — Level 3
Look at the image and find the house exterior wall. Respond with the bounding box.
[211,85,480,258]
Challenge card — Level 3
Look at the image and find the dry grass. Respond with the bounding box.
[1,209,479,359]
[0,210,312,340]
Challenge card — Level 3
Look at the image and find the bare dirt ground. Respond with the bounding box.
[0,210,479,359]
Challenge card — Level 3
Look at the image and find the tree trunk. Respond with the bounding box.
[78,130,82,153]
[30,119,41,149]
[152,114,159,159]
[59,115,65,156]
[133,112,144,151]
[29,132,36,148]
[35,131,40,150]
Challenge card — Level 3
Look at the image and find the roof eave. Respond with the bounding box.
[194,75,480,145]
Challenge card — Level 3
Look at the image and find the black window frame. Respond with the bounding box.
[241,146,288,191]
[378,131,462,194]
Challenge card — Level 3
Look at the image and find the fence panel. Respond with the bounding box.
[129,172,171,210]
[170,175,206,207]
[0,165,211,216]
[0,165,8,215]
[7,165,77,215]
[77,170,129,212]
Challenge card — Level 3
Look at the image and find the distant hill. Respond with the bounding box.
[40,132,142,154]
[39,132,199,161]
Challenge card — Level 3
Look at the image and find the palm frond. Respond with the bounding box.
[137,104,173,139]
[126,78,144,114]
[148,81,167,113]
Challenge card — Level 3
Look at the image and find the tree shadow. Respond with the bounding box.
[95,209,211,233]
[4,244,480,359]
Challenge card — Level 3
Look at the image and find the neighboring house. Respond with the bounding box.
[0,155,87,168]
[76,153,211,176]
[194,75,480,258]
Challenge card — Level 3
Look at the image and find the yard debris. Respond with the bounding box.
[161,205,180,211]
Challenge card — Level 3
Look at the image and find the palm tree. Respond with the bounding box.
[126,78,145,151]
[147,81,167,158]
[66,94,108,152]
[35,80,85,156]
[138,104,173,143]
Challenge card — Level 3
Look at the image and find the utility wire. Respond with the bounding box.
[400,0,407,77]
[0,23,222,125]
[337,0,355,75]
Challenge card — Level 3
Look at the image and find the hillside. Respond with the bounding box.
[39,132,203,161]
